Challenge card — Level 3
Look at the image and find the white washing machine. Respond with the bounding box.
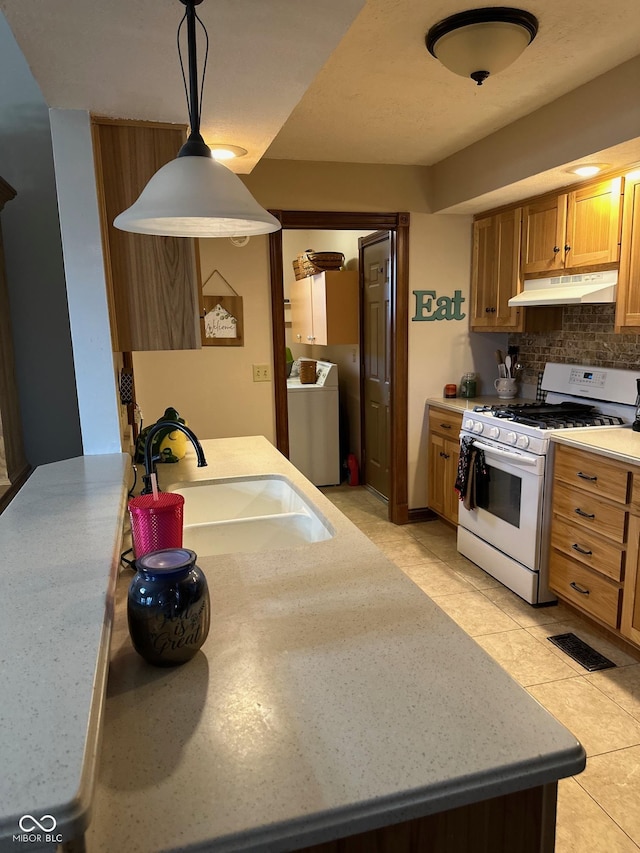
[287,360,340,486]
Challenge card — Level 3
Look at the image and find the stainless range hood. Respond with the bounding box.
[508,270,618,307]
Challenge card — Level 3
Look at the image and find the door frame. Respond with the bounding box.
[268,210,410,524]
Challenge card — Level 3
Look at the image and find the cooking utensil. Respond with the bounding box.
[505,355,512,378]
[495,350,505,365]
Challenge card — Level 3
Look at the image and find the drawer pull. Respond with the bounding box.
[574,508,595,519]
[439,423,452,430]
[569,581,590,595]
[439,451,450,460]
[577,471,598,482]
[571,543,593,556]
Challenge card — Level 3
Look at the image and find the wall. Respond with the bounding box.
[407,213,506,506]
[132,234,276,442]
[49,109,122,455]
[431,56,640,213]
[0,14,82,465]
[510,304,640,384]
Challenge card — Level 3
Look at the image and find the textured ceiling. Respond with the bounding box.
[266,0,640,166]
[1,0,640,207]
[0,0,367,172]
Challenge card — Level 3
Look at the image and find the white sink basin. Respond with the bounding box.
[167,475,334,556]
[169,475,320,523]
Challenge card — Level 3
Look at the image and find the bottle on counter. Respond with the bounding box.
[459,372,477,398]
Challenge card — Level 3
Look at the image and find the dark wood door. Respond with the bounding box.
[360,232,391,499]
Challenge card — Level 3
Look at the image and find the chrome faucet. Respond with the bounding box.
[141,421,207,494]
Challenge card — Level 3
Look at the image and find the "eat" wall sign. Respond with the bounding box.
[412,290,466,321]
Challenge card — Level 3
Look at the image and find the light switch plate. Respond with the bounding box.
[252,364,271,382]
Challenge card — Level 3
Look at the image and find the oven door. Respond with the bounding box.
[457,433,546,570]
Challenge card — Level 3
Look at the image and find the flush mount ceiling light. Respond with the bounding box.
[114,0,280,238]
[208,144,248,160]
[425,7,538,86]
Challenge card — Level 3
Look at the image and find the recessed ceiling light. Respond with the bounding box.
[208,144,248,161]
[568,164,608,178]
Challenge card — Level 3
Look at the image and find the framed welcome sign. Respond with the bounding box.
[200,295,244,346]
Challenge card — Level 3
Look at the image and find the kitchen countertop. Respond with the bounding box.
[426,395,535,414]
[85,436,585,853]
[550,424,640,465]
[0,453,130,851]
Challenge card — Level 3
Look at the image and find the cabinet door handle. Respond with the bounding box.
[569,581,590,595]
[574,507,595,519]
[564,244,571,252]
[571,543,593,556]
[439,451,450,459]
[439,423,452,430]
[577,472,597,482]
[553,245,561,253]
[485,307,491,313]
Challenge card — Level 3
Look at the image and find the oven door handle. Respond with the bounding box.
[466,439,540,466]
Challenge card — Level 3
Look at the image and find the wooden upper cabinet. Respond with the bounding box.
[565,178,622,268]
[521,178,622,276]
[290,271,359,346]
[470,209,523,332]
[615,175,640,330]
[92,118,201,352]
[521,194,567,275]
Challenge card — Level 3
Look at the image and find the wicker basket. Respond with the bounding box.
[292,251,344,281]
[299,359,317,384]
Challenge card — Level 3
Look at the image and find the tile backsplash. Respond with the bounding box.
[509,305,640,386]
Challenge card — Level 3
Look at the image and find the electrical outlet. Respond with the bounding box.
[252,363,271,382]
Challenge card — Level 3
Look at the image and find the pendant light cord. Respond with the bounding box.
[177,1,210,154]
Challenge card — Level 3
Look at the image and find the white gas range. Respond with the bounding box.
[456,363,639,605]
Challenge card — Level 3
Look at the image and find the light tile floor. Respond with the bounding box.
[321,484,640,852]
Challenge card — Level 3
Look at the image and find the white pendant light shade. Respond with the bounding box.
[113,0,281,238]
[114,155,280,237]
[426,8,538,85]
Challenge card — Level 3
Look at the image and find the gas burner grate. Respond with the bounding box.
[482,402,626,430]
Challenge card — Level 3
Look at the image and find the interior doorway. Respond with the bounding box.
[268,211,410,524]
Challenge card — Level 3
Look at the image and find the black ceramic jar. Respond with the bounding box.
[127,548,210,667]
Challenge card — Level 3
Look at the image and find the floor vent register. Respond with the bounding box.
[547,633,616,672]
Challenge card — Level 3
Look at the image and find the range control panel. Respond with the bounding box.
[543,363,639,405]
[568,368,606,391]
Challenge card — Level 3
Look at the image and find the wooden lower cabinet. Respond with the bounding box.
[621,510,640,646]
[299,782,557,853]
[428,406,462,526]
[549,444,640,643]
